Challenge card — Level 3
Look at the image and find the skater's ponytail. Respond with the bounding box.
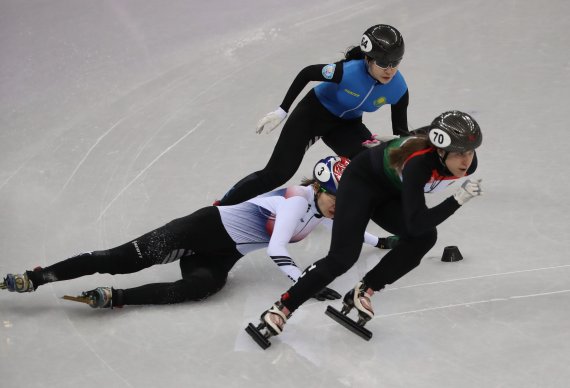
[342,46,365,62]
[388,135,432,171]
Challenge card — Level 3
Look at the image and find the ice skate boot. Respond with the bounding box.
[245,301,290,349]
[1,272,36,293]
[325,281,374,340]
[62,287,114,308]
[377,235,400,249]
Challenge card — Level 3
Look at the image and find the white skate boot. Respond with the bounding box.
[246,301,291,349]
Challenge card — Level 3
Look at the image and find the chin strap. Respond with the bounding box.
[313,190,324,218]
[437,150,453,176]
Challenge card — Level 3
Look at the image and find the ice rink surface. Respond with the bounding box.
[1,0,569,387]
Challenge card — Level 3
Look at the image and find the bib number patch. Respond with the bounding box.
[314,162,331,183]
[429,128,452,148]
[360,35,372,52]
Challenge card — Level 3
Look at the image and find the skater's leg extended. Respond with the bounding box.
[218,136,307,205]
[74,207,241,307]
[219,93,326,206]
[4,221,186,292]
[5,207,222,293]
[279,162,377,313]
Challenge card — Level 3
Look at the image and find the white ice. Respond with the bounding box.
[1,1,569,387]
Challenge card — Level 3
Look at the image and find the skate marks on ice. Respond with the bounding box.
[96,120,204,220]
[317,263,570,326]
[362,288,570,321]
[386,263,570,291]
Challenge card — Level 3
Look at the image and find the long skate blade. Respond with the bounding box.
[325,305,373,341]
[62,295,92,305]
[245,323,271,350]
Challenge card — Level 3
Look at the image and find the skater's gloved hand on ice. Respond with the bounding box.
[362,134,399,148]
[453,178,483,206]
[256,107,287,134]
[376,235,400,250]
[312,287,341,301]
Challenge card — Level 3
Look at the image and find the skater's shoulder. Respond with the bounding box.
[283,185,314,199]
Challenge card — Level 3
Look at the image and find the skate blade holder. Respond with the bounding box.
[62,295,93,305]
[325,305,372,341]
[245,323,272,350]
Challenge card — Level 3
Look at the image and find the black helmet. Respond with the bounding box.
[429,111,482,152]
[360,24,405,68]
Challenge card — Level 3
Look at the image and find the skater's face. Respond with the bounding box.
[367,58,399,84]
[317,191,336,218]
[440,149,475,177]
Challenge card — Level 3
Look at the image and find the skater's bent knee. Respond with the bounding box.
[181,267,227,301]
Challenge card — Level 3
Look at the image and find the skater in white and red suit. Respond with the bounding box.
[1,156,397,308]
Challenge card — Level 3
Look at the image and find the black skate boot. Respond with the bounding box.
[62,287,114,308]
[0,270,39,293]
[325,281,374,340]
[245,301,291,349]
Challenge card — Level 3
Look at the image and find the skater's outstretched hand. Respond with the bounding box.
[312,287,341,301]
[256,107,287,134]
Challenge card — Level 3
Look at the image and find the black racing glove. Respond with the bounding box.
[376,235,400,249]
[312,287,342,301]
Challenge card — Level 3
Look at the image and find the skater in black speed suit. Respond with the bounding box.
[217,24,410,206]
[251,111,484,340]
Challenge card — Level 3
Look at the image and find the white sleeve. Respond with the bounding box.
[320,218,379,247]
[363,231,380,246]
[266,196,307,282]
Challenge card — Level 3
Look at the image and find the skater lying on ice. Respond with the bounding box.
[246,111,483,349]
[1,156,398,309]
